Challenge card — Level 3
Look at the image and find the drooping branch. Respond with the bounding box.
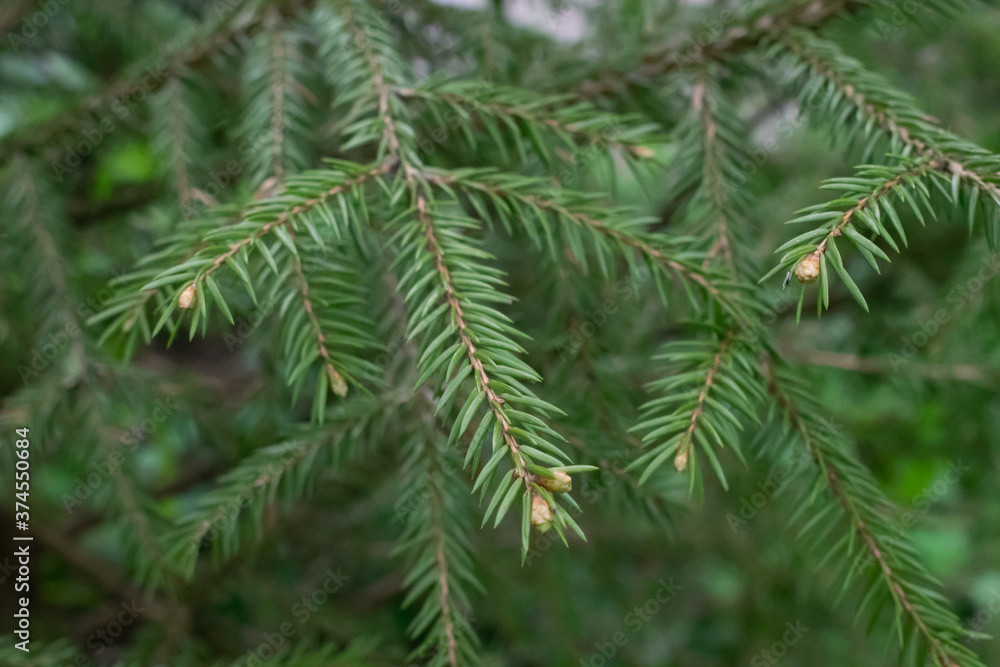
[424,169,748,320]
[763,356,979,667]
[198,163,388,285]
[414,192,531,489]
[675,333,732,471]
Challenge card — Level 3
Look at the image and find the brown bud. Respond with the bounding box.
[327,364,348,397]
[530,493,552,532]
[178,284,197,309]
[674,448,689,472]
[536,470,572,493]
[632,145,655,159]
[794,254,821,284]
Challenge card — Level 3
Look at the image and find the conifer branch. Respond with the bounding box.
[436,535,458,666]
[770,28,936,159]
[395,419,482,666]
[676,331,732,472]
[692,80,734,266]
[289,237,349,398]
[163,76,194,211]
[763,358,985,667]
[399,81,659,161]
[269,11,288,182]
[415,193,530,488]
[184,163,386,288]
[762,29,1000,301]
[391,181,591,557]
[5,157,86,367]
[355,23,398,156]
[241,8,316,186]
[812,160,934,259]
[162,413,379,579]
[424,168,751,320]
[630,334,762,495]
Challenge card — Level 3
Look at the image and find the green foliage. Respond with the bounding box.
[2,0,999,665]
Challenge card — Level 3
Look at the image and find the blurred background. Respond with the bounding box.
[0,1,998,665]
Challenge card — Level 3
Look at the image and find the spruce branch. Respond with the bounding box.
[345,1,400,158]
[767,28,941,160]
[317,0,416,161]
[399,79,660,165]
[424,168,753,321]
[675,331,731,473]
[391,182,591,559]
[272,234,382,421]
[670,71,757,274]
[162,409,379,579]
[763,357,986,667]
[414,192,530,488]
[2,156,86,371]
[692,78,734,267]
[763,158,940,313]
[161,75,194,211]
[761,30,1000,310]
[134,161,386,337]
[268,11,288,182]
[240,7,317,185]
[288,236,349,399]
[394,418,482,666]
[630,333,762,497]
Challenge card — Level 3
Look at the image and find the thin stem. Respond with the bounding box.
[425,171,740,316]
[414,192,531,488]
[692,78,734,267]
[289,234,348,394]
[812,161,934,259]
[676,333,731,471]
[268,9,287,182]
[764,357,960,667]
[199,164,388,284]
[343,1,400,158]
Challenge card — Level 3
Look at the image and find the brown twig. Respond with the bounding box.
[414,192,530,487]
